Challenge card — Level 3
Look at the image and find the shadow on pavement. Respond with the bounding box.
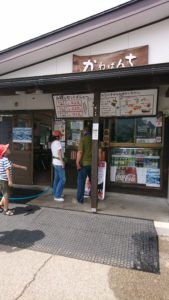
[0,229,45,253]
[13,205,41,216]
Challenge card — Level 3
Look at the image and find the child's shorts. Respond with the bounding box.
[0,180,11,198]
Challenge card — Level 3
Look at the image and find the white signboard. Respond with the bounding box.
[53,94,94,118]
[92,123,99,140]
[100,89,158,117]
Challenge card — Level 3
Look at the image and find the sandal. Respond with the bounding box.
[3,209,14,216]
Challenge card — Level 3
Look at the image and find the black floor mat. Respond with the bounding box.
[0,206,159,274]
[8,187,48,204]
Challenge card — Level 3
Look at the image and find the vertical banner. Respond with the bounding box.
[84,161,107,200]
[98,161,107,200]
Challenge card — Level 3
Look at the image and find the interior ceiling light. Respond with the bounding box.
[15,89,43,95]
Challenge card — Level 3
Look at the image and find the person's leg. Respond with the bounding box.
[55,166,66,198]
[53,166,59,197]
[0,196,8,210]
[77,167,88,203]
[0,181,14,215]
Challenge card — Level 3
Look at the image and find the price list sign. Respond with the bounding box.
[53,94,94,118]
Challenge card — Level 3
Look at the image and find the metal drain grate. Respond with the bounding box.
[0,205,159,273]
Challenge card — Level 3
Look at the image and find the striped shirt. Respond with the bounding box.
[0,157,12,181]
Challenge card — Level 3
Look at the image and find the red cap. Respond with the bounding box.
[52,130,63,137]
[0,144,9,159]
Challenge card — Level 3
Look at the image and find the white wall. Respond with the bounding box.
[1,19,169,79]
[0,94,54,110]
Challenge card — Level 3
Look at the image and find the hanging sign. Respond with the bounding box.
[53,94,94,118]
[100,89,158,117]
[73,45,148,72]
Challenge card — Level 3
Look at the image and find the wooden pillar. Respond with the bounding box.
[91,92,100,213]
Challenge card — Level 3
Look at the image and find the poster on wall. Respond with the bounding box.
[115,167,137,184]
[67,120,83,146]
[100,89,158,117]
[136,115,162,144]
[54,119,65,141]
[84,161,107,200]
[13,127,32,143]
[146,168,160,187]
[53,94,94,118]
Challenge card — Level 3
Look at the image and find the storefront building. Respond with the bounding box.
[0,0,169,210]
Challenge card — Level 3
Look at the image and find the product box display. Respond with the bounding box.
[110,148,160,187]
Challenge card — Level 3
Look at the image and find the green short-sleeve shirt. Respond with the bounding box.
[78,135,92,166]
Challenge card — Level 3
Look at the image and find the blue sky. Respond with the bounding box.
[0,0,130,50]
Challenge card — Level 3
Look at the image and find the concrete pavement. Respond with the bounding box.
[1,188,169,299]
[0,235,169,300]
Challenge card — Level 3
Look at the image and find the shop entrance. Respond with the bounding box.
[58,119,93,189]
[33,111,53,186]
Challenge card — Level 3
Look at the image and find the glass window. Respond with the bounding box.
[110,118,135,143]
[0,116,13,145]
[110,147,161,187]
[110,114,163,144]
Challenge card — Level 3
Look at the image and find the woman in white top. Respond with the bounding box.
[51,130,66,202]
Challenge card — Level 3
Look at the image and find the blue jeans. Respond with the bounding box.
[53,165,66,198]
[77,165,91,203]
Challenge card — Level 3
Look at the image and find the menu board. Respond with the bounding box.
[53,94,94,118]
[100,89,158,117]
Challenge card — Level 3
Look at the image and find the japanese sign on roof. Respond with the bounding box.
[73,45,148,73]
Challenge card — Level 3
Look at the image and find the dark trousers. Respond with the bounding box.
[77,165,91,203]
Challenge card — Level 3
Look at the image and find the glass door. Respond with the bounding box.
[11,113,33,185]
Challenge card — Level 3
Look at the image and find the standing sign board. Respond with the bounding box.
[84,161,107,200]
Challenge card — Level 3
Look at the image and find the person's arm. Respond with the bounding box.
[57,149,64,168]
[12,163,27,171]
[6,168,13,186]
[76,150,83,170]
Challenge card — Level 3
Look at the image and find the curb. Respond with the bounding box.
[154,221,169,237]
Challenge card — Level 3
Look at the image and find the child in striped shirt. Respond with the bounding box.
[0,144,27,216]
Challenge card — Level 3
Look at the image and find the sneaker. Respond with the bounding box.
[84,195,90,198]
[72,198,83,204]
[54,197,64,202]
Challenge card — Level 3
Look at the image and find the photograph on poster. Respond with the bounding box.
[136,116,162,143]
[13,127,32,143]
[146,169,160,187]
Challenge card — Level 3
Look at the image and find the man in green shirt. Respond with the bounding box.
[76,126,92,204]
